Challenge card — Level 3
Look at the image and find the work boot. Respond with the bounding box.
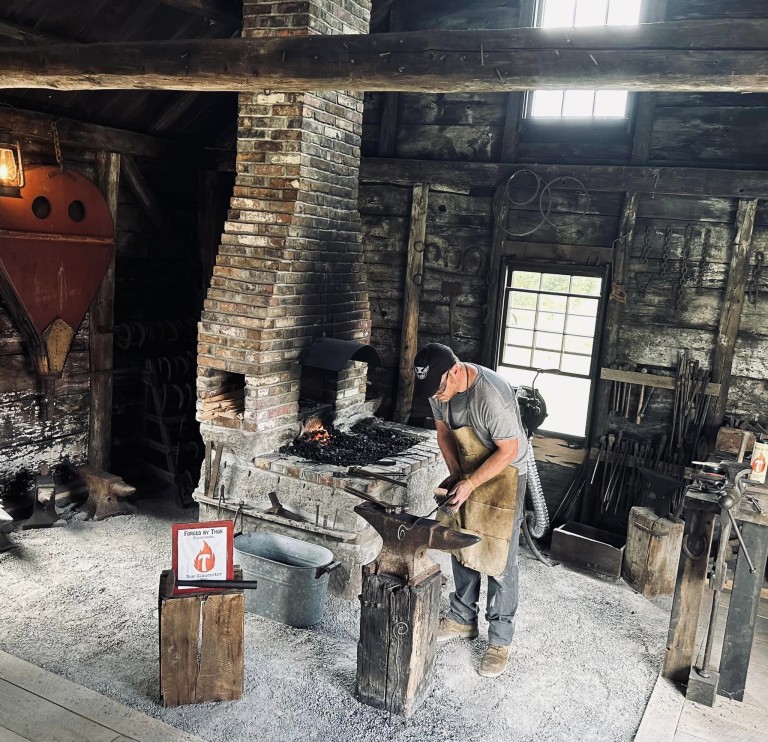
[437,616,478,642]
[478,644,511,677]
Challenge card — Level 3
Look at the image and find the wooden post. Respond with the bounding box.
[594,191,638,437]
[662,507,716,683]
[393,183,429,423]
[718,520,768,701]
[711,198,758,425]
[356,570,441,717]
[89,151,121,469]
[158,574,244,707]
[377,0,402,158]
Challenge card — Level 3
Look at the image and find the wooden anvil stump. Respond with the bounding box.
[75,466,137,521]
[354,503,481,717]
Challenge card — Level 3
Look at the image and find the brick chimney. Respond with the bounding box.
[197,0,373,453]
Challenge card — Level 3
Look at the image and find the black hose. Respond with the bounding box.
[522,514,557,567]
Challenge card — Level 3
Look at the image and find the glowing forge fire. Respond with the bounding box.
[301,418,331,444]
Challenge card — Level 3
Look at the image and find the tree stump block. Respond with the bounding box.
[356,569,441,717]
[623,506,684,597]
[158,571,244,707]
[75,466,137,521]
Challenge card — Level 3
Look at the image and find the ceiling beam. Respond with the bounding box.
[0,19,65,43]
[0,21,767,93]
[360,158,768,199]
[0,108,190,161]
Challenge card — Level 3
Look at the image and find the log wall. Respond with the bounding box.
[360,0,768,514]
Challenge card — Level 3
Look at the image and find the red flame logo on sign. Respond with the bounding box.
[193,541,216,573]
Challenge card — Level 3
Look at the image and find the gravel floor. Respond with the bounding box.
[0,494,671,742]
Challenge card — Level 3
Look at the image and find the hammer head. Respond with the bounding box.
[355,503,481,582]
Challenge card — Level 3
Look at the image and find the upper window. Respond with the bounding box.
[529,0,643,119]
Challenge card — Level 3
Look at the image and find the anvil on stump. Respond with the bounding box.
[354,502,481,717]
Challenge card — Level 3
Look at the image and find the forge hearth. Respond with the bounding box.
[281,421,419,468]
[195,421,448,599]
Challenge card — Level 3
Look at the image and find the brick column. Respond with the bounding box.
[197,0,372,452]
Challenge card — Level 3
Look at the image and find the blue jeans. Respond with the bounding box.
[447,471,527,646]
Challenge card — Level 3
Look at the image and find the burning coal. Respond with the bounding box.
[280,422,419,467]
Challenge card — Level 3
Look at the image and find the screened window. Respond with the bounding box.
[529,0,643,119]
[496,266,604,438]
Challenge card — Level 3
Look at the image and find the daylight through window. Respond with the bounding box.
[529,0,643,119]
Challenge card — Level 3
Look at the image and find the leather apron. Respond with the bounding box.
[437,424,520,577]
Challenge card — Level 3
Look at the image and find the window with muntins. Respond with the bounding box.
[496,266,604,438]
[529,0,643,119]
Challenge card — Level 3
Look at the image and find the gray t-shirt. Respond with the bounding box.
[429,364,528,468]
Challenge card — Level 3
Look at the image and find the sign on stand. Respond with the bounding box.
[171,520,234,596]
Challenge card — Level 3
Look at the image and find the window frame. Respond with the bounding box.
[495,259,609,442]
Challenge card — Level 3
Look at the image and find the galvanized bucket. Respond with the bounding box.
[233,532,340,628]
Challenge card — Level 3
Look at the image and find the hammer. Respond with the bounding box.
[159,568,259,599]
[355,502,481,583]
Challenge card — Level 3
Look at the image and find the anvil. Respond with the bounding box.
[355,502,481,583]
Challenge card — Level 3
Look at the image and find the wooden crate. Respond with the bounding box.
[551,522,626,578]
[159,578,244,707]
[623,507,684,597]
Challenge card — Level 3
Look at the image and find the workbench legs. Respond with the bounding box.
[718,521,768,701]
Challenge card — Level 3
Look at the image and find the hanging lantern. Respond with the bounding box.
[0,131,24,198]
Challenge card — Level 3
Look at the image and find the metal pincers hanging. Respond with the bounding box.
[0,165,115,377]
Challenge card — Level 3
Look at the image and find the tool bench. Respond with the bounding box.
[662,473,768,703]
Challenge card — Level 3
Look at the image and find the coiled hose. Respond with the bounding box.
[523,436,555,567]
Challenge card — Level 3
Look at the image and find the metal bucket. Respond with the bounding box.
[233,532,340,628]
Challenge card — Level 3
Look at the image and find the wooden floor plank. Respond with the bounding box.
[0,678,118,742]
[0,651,204,742]
[635,676,684,742]
[677,697,768,742]
[0,725,34,742]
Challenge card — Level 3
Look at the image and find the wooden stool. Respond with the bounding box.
[158,570,244,707]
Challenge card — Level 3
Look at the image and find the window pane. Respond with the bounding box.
[574,0,608,26]
[505,327,534,346]
[530,90,564,117]
[565,313,597,337]
[536,311,566,333]
[568,296,599,317]
[562,353,592,375]
[534,331,563,352]
[539,293,568,313]
[540,0,575,27]
[502,345,532,366]
[607,0,642,25]
[541,273,571,293]
[511,271,541,290]
[562,90,595,117]
[510,291,538,311]
[532,349,562,369]
[506,307,536,329]
[571,275,602,296]
[594,90,628,117]
[563,334,593,355]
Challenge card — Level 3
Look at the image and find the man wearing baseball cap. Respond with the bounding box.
[413,343,528,677]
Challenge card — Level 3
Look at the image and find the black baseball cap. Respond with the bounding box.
[413,343,458,399]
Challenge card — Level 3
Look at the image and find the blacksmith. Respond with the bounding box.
[413,343,528,677]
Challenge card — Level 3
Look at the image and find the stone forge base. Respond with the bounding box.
[194,422,448,600]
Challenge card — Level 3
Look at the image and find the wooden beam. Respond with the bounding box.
[2,22,768,92]
[89,151,121,470]
[0,20,65,43]
[361,159,768,199]
[394,183,429,424]
[711,199,759,425]
[0,108,189,161]
[377,0,403,157]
